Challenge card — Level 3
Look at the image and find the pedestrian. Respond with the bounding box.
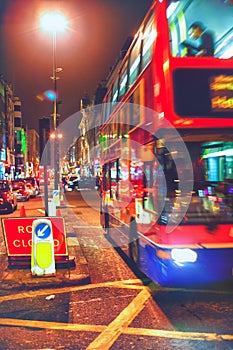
[181,22,215,57]
[62,175,68,193]
[95,175,100,190]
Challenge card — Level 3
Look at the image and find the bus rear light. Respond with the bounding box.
[171,248,197,263]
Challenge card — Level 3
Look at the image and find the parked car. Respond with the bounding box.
[0,180,17,213]
[12,180,30,201]
[25,177,40,196]
[66,175,79,191]
[25,182,37,198]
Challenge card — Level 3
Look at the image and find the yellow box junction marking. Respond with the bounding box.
[86,288,151,350]
[0,279,233,347]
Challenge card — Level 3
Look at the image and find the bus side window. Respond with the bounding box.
[116,159,121,200]
[143,162,154,210]
[110,161,118,199]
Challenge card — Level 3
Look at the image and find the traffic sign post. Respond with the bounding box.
[31,218,56,276]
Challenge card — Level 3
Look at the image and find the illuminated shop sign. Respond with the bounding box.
[210,75,233,111]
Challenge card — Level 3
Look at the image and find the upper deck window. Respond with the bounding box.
[141,11,156,71]
[119,60,128,100]
[129,33,142,89]
[103,92,111,123]
[167,0,233,58]
[112,79,119,105]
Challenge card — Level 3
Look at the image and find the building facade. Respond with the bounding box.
[26,129,40,177]
[39,117,50,162]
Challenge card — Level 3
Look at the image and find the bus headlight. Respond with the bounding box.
[171,248,197,263]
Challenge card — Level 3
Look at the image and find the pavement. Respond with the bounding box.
[0,205,91,291]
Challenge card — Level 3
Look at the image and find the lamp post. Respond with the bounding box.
[40,11,68,191]
[50,131,63,188]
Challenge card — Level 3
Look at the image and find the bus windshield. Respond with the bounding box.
[167,0,233,58]
[155,136,233,225]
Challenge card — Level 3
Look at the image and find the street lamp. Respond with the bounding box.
[40,11,68,191]
[50,132,63,188]
[50,132,63,140]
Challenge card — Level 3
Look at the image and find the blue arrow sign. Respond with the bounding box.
[35,222,51,239]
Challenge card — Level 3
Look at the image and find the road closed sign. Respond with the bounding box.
[1,217,68,258]
[31,218,56,276]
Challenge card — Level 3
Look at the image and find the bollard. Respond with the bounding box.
[56,208,62,216]
[53,190,60,206]
[20,205,26,217]
[31,218,56,276]
[48,198,56,216]
[60,192,65,206]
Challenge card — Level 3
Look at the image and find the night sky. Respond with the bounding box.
[0,0,153,131]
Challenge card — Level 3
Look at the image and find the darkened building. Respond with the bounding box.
[94,81,107,105]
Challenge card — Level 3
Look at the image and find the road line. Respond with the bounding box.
[0,317,232,343]
[67,237,79,246]
[86,288,151,350]
[123,327,233,342]
[73,225,102,229]
[0,318,233,344]
[0,318,105,332]
[146,282,233,295]
[116,278,143,285]
[0,280,145,303]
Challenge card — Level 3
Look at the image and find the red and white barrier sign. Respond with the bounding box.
[2,217,68,257]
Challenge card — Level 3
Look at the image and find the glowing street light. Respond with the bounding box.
[40,11,68,191]
[40,10,67,131]
[50,132,63,140]
[40,12,68,33]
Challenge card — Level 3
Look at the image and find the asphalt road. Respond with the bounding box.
[0,188,232,349]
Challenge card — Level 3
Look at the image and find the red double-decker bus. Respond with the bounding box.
[99,0,233,287]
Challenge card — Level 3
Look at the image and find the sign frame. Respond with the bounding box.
[1,216,68,258]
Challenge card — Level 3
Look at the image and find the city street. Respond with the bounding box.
[0,188,232,349]
[0,0,232,348]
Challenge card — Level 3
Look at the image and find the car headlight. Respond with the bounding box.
[171,248,197,263]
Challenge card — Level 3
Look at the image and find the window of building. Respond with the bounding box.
[14,104,21,112]
[14,117,21,127]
